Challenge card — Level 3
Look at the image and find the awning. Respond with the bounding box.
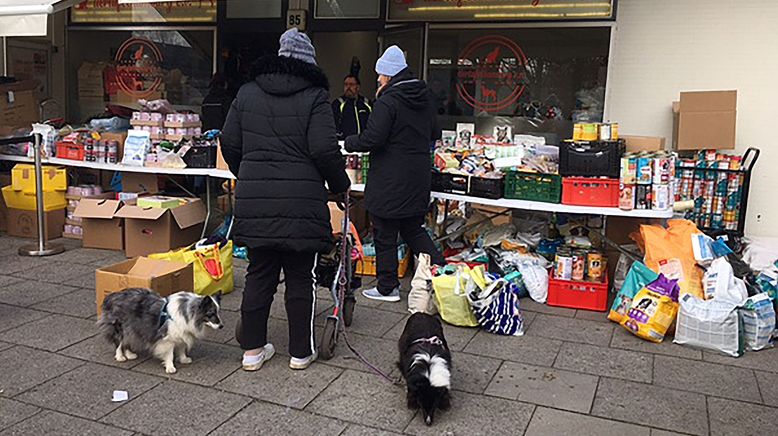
[0,0,80,37]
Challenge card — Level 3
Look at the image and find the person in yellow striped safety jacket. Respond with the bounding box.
[332,74,372,140]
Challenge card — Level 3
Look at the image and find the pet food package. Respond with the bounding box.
[432,265,481,327]
[609,261,659,324]
[703,257,748,304]
[408,254,437,315]
[468,277,525,336]
[641,220,705,299]
[674,293,743,357]
[691,233,733,266]
[620,274,680,343]
[121,129,152,167]
[28,123,56,159]
[739,293,776,351]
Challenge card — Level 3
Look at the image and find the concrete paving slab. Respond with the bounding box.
[0,346,83,397]
[321,331,399,377]
[201,309,240,344]
[574,309,611,323]
[520,298,577,317]
[306,369,413,432]
[316,305,405,338]
[592,378,708,436]
[101,380,250,436]
[449,351,502,395]
[0,304,48,333]
[654,355,761,403]
[64,272,96,290]
[755,370,778,406]
[611,327,703,360]
[525,407,650,436]
[0,398,40,430]
[703,348,778,373]
[60,248,119,265]
[526,314,614,347]
[0,314,97,352]
[59,335,148,369]
[485,361,598,413]
[217,357,343,409]
[211,401,347,436]
[0,276,22,288]
[554,342,653,383]
[11,262,95,285]
[0,410,132,436]
[340,425,402,436]
[707,397,778,436]
[132,341,241,386]
[463,330,562,367]
[403,390,534,436]
[0,256,53,275]
[0,280,79,307]
[218,288,242,312]
[15,363,162,420]
[32,288,97,319]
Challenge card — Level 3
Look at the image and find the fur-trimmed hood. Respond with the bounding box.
[251,55,329,96]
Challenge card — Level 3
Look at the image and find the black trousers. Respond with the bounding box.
[372,214,445,295]
[238,249,318,358]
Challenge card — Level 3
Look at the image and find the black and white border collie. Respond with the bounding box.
[98,288,223,374]
[397,313,452,426]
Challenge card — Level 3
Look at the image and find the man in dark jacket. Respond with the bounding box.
[221,28,350,371]
[345,45,445,302]
[332,74,372,139]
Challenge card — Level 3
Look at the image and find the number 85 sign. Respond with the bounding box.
[287,9,307,31]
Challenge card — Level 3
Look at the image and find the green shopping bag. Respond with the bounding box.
[432,265,480,327]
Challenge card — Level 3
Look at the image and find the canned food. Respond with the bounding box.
[620,154,637,185]
[599,124,612,141]
[619,183,635,210]
[652,153,673,185]
[652,184,670,210]
[636,153,653,185]
[635,185,652,209]
[572,251,586,281]
[554,250,573,281]
[587,251,604,282]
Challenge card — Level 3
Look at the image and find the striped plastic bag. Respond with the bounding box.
[468,278,526,336]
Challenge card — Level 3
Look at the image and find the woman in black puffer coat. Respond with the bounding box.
[221,28,350,372]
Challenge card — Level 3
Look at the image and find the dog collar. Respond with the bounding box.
[157,297,171,329]
[412,336,444,347]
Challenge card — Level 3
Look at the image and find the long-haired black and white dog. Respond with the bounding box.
[398,313,452,426]
[97,288,223,374]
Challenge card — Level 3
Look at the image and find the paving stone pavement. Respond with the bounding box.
[0,235,777,435]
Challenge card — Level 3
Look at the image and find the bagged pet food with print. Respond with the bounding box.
[641,220,705,299]
[739,293,776,351]
[703,257,747,304]
[408,254,437,315]
[608,261,659,324]
[674,293,743,357]
[620,274,680,343]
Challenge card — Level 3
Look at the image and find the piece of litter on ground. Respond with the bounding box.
[111,390,129,402]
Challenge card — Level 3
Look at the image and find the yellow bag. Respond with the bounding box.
[150,240,234,296]
[641,220,704,299]
[432,265,480,327]
[620,274,680,343]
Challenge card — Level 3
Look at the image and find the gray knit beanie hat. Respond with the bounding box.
[278,28,317,65]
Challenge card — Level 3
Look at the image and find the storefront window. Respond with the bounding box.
[315,0,381,19]
[427,27,610,142]
[71,0,217,24]
[68,29,214,121]
[226,0,282,19]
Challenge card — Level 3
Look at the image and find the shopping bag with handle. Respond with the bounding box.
[432,265,480,327]
[149,239,234,296]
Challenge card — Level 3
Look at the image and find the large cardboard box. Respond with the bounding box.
[115,198,206,258]
[0,81,38,129]
[7,208,65,240]
[674,90,737,150]
[121,172,159,194]
[74,198,124,250]
[95,257,194,316]
[622,135,666,153]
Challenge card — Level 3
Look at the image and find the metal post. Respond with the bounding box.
[200,175,212,239]
[18,133,64,257]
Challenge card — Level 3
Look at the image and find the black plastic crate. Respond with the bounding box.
[431,171,468,195]
[559,140,624,178]
[183,145,217,168]
[469,176,504,199]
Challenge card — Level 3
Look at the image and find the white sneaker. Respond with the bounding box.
[362,286,401,302]
[289,351,318,370]
[242,343,275,371]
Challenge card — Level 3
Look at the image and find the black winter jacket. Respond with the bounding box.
[332,95,372,139]
[345,68,440,218]
[221,56,351,253]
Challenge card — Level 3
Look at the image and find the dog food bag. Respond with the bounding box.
[641,220,705,299]
[608,261,659,324]
[409,254,437,315]
[620,274,681,343]
[739,293,776,351]
[703,257,748,304]
[674,293,743,357]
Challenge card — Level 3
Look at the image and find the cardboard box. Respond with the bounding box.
[622,135,666,153]
[115,198,206,258]
[0,81,38,129]
[472,204,512,225]
[674,90,737,150]
[74,198,124,250]
[95,257,194,316]
[7,208,65,240]
[121,172,159,194]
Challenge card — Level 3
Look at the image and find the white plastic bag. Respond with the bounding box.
[408,254,437,315]
[703,257,747,304]
[122,130,151,167]
[517,262,548,304]
[674,293,743,357]
[740,293,776,351]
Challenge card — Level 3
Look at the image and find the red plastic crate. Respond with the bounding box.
[561,177,619,207]
[55,142,84,161]
[547,270,609,311]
